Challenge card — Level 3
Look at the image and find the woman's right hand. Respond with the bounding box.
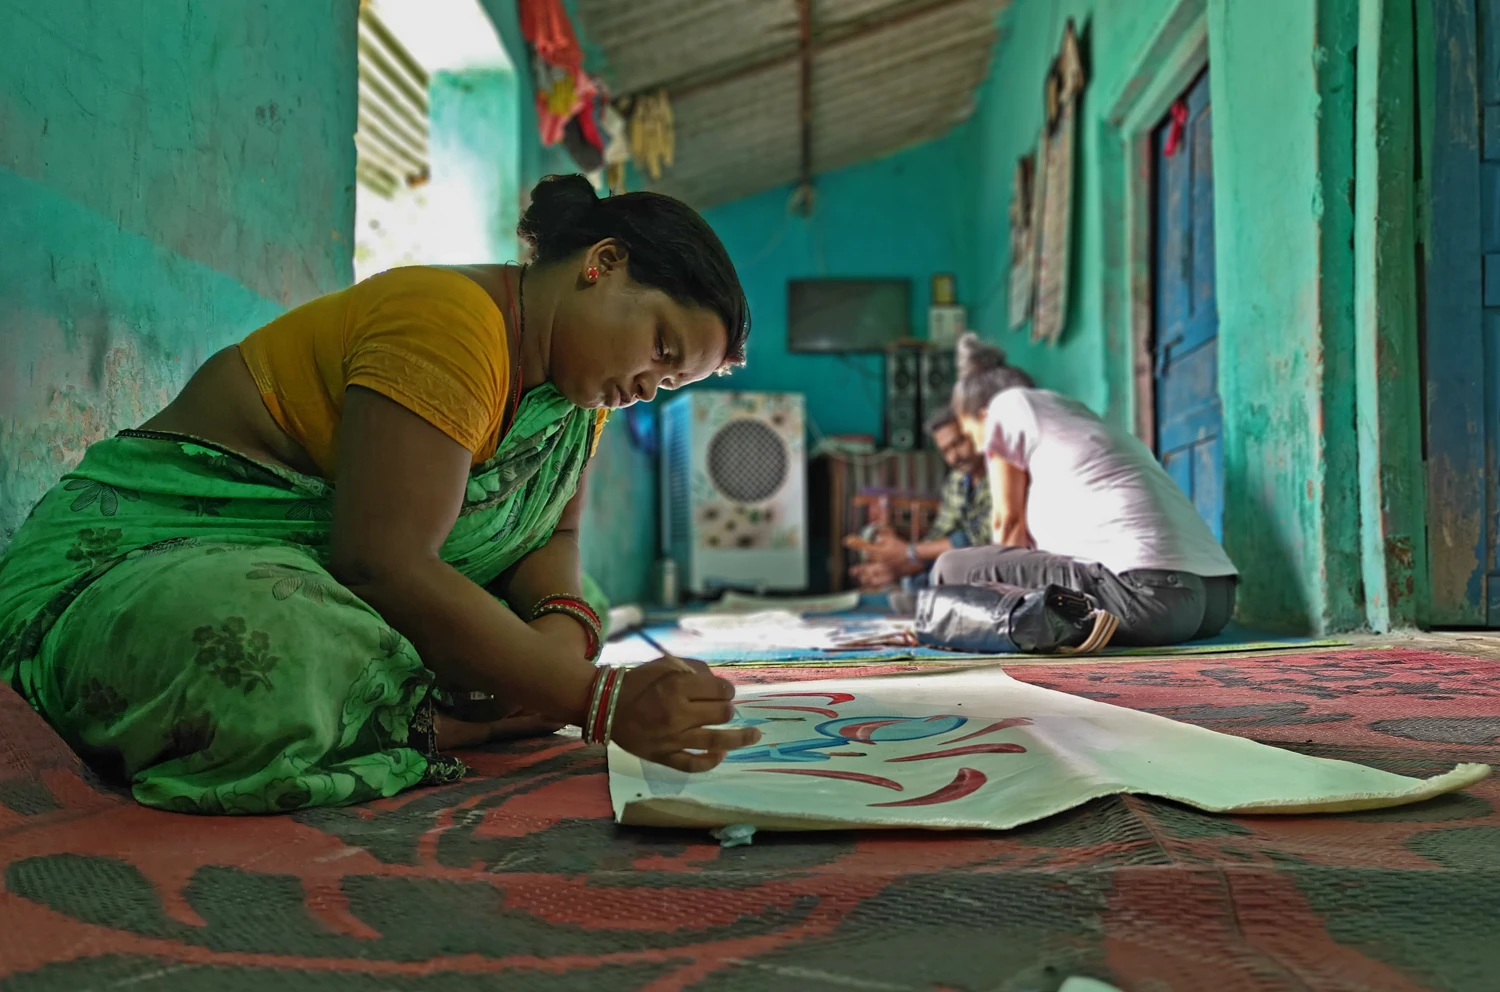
[611,656,762,772]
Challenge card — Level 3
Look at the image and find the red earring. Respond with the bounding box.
[586,266,600,282]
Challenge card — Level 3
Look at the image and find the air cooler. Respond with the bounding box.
[660,391,807,595]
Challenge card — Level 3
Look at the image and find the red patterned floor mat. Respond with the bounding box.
[1,648,1498,991]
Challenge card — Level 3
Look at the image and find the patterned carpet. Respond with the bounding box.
[2,648,1498,991]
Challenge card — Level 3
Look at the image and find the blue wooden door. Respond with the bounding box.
[1426,0,1500,625]
[1152,70,1223,540]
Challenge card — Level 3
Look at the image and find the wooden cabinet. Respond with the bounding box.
[809,450,947,592]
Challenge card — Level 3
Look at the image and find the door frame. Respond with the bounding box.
[1424,0,1492,624]
[1103,0,1209,446]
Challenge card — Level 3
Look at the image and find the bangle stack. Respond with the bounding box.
[531,593,603,661]
[582,666,625,744]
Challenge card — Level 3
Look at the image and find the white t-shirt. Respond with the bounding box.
[984,388,1237,577]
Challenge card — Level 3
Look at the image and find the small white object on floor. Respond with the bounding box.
[711,823,756,848]
[1058,978,1124,992]
[709,590,861,615]
[676,610,912,652]
[608,603,644,635]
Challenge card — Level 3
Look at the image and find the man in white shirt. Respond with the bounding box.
[935,337,1238,647]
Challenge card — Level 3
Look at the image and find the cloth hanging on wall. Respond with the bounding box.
[520,0,606,150]
[602,102,631,194]
[563,96,604,172]
[1032,21,1087,346]
[518,0,582,70]
[629,91,675,181]
[1007,153,1039,331]
[532,57,599,147]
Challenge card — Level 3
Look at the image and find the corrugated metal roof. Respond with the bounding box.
[572,0,1009,208]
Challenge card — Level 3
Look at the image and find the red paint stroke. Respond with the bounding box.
[836,719,902,742]
[885,743,1027,762]
[944,717,1034,744]
[742,704,840,718]
[868,767,986,807]
[756,692,856,706]
[747,768,904,791]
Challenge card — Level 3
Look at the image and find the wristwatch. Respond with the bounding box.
[906,542,918,562]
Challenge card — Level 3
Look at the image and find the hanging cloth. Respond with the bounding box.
[532,57,597,147]
[629,91,676,181]
[563,96,605,172]
[518,0,583,71]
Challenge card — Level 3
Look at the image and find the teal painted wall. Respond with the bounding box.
[697,129,979,442]
[0,0,357,547]
[427,69,523,264]
[967,0,1368,633]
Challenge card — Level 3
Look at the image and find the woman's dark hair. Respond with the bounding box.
[518,174,750,367]
[951,333,1035,419]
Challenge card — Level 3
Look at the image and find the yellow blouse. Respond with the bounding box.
[237,266,515,475]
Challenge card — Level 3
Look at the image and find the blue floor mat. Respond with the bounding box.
[611,619,1350,667]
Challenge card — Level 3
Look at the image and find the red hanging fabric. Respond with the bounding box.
[519,0,583,71]
[1163,98,1189,158]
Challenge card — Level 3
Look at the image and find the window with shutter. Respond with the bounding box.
[355,3,429,199]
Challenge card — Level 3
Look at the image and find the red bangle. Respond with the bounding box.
[532,594,603,661]
[583,666,624,744]
[534,603,602,660]
[533,594,599,624]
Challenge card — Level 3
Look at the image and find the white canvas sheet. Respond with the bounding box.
[609,669,1489,831]
[672,610,910,652]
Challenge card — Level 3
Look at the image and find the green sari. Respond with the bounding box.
[0,385,598,815]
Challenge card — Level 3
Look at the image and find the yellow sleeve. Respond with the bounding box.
[343,267,510,455]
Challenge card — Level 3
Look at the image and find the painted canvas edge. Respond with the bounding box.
[610,763,1490,832]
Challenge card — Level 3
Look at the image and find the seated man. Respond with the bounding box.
[844,410,997,597]
[934,334,1238,647]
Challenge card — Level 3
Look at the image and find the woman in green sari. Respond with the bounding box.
[0,174,761,815]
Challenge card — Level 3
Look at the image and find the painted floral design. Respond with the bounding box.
[63,480,139,516]
[190,617,279,693]
[284,499,333,522]
[78,678,128,723]
[162,713,217,762]
[64,528,124,571]
[245,562,353,605]
[182,496,232,517]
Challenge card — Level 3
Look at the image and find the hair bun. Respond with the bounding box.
[518,174,600,258]
[955,332,1007,378]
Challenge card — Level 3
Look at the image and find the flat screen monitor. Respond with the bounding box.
[787,278,911,352]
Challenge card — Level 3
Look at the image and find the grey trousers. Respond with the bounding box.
[931,546,1237,647]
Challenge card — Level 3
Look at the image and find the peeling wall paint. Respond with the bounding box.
[0,0,356,547]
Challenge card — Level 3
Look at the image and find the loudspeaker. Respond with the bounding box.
[919,347,957,447]
[886,345,921,450]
